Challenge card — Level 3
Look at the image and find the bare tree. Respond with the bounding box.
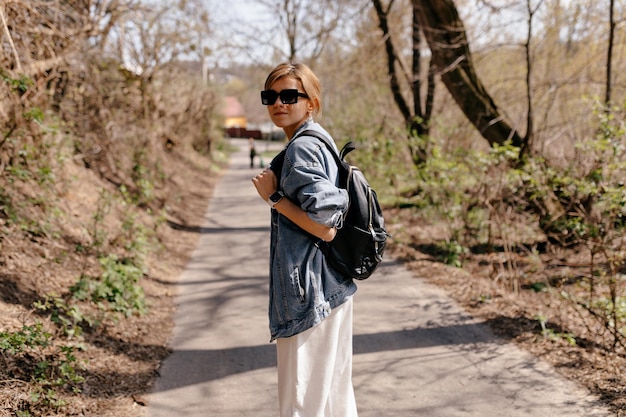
[0,0,134,161]
[521,0,544,156]
[413,0,524,149]
[371,0,435,164]
[221,0,358,65]
[372,0,524,151]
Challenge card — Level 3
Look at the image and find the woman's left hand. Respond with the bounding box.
[251,168,277,202]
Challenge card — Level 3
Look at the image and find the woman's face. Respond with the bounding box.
[266,76,311,138]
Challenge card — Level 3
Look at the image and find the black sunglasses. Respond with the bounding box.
[261,89,309,105]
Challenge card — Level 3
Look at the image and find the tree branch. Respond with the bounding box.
[0,5,22,72]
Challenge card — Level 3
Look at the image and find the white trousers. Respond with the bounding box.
[276,297,358,417]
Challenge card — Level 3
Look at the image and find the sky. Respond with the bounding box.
[204,0,527,66]
[204,0,275,66]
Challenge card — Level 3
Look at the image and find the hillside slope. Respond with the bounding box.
[1,136,227,415]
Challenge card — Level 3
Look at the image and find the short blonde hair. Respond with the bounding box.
[264,62,322,118]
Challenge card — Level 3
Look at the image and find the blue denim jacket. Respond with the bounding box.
[268,120,357,341]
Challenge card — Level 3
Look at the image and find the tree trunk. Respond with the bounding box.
[371,0,412,127]
[606,0,615,107]
[413,0,524,148]
[372,0,434,164]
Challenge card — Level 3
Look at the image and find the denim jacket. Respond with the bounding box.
[268,120,357,341]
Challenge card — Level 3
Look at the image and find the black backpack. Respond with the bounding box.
[271,129,389,280]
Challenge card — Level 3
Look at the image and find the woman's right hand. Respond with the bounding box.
[251,168,278,202]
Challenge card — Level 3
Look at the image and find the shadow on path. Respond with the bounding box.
[167,219,270,234]
[152,322,498,393]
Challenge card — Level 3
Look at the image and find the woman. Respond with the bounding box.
[251,62,359,417]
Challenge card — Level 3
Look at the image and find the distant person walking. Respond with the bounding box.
[249,137,257,168]
[251,62,358,417]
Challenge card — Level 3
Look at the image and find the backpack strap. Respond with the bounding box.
[270,129,346,180]
[295,129,355,166]
[340,141,356,159]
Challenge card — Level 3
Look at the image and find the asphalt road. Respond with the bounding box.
[146,138,613,417]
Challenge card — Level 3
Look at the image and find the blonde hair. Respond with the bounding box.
[264,62,322,118]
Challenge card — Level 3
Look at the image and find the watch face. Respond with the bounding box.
[270,192,282,202]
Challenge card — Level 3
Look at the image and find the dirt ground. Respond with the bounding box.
[1,141,624,416]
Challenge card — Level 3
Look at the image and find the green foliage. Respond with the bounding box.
[0,188,17,224]
[90,188,114,249]
[35,246,149,335]
[517,100,626,246]
[1,70,33,94]
[33,296,89,339]
[592,295,626,337]
[128,149,157,206]
[406,136,524,255]
[340,128,420,204]
[23,107,45,124]
[401,98,626,349]
[71,254,146,317]
[535,313,577,346]
[34,202,153,334]
[514,101,626,347]
[0,323,51,354]
[435,240,468,268]
[4,145,33,180]
[120,214,154,265]
[2,108,60,181]
[0,322,85,410]
[34,344,85,391]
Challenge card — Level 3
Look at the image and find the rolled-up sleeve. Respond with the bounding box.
[282,137,348,228]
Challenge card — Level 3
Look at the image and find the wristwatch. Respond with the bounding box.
[267,191,284,208]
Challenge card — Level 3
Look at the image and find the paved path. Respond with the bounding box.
[146,138,613,417]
